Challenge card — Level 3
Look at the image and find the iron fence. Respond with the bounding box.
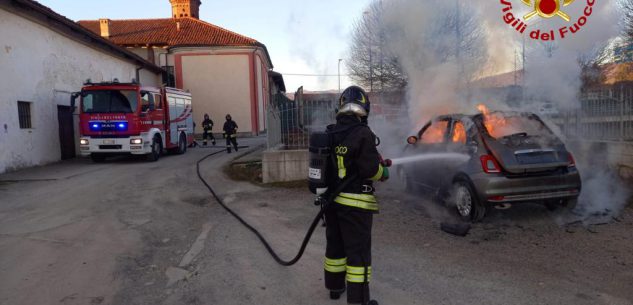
[553,84,633,142]
[267,93,336,150]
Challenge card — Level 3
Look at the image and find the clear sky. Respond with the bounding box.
[36,0,373,93]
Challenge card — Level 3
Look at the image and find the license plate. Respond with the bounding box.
[103,140,115,145]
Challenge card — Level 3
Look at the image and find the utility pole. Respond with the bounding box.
[338,59,343,94]
[364,10,373,92]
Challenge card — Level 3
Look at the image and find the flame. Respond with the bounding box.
[452,121,466,144]
[477,103,509,138]
[420,120,448,144]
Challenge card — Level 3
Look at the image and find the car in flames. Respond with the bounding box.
[398,106,581,222]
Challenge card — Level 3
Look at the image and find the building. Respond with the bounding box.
[78,0,276,135]
[0,0,162,174]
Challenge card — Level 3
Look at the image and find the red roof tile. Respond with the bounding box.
[78,18,260,47]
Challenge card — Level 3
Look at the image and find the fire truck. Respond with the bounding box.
[71,81,194,162]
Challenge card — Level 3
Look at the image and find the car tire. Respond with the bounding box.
[147,136,161,162]
[562,198,578,211]
[176,133,187,155]
[90,154,106,163]
[452,180,486,222]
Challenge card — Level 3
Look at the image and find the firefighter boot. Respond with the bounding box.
[330,288,345,300]
[212,140,216,145]
[227,147,232,153]
[351,301,378,305]
[203,141,207,146]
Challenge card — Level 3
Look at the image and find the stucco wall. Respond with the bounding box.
[0,9,159,174]
[180,53,253,134]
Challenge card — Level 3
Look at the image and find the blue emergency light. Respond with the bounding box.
[89,121,128,131]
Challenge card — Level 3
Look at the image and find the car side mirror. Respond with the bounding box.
[407,136,418,145]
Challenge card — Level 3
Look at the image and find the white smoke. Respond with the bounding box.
[362,0,631,218]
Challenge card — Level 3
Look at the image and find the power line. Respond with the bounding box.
[277,72,350,77]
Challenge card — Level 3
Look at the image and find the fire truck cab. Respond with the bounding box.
[73,82,194,162]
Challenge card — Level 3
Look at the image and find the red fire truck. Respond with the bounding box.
[71,81,194,162]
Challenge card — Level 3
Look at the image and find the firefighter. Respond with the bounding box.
[223,114,239,153]
[202,113,216,146]
[324,86,388,305]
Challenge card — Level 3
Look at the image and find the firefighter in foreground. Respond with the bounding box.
[324,86,388,305]
[202,113,216,146]
[223,114,239,153]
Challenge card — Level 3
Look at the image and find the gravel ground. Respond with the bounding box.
[1,136,631,305]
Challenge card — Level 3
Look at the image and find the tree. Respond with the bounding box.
[347,1,407,92]
[347,0,486,93]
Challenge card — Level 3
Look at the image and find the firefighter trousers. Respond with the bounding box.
[324,203,373,304]
[203,130,215,144]
[225,135,238,152]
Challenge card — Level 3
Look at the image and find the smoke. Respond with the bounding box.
[362,0,630,219]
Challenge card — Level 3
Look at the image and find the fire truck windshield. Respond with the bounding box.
[81,90,139,114]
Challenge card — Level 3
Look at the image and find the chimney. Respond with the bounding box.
[99,18,111,39]
[176,21,181,31]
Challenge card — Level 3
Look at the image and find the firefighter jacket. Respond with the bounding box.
[327,115,384,212]
[223,120,238,137]
[202,118,214,131]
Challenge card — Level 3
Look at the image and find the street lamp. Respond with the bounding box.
[364,11,373,92]
[338,59,343,94]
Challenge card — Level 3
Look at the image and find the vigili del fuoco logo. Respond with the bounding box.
[500,0,596,41]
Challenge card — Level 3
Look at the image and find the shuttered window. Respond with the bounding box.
[17,101,32,129]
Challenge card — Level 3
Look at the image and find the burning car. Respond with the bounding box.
[398,106,581,221]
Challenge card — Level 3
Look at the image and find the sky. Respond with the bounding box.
[36,0,373,93]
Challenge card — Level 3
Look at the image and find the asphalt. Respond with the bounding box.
[1,136,632,305]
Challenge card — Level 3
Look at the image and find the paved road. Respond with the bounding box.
[1,137,632,305]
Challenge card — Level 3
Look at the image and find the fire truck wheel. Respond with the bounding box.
[90,154,106,163]
[176,134,187,155]
[147,136,161,162]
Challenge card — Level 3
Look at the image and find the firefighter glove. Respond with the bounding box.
[380,167,390,181]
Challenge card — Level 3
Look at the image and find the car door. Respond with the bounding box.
[405,118,451,193]
[442,118,473,188]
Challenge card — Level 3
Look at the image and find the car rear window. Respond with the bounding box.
[481,114,552,139]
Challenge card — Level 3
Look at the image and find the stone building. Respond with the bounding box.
[79,0,278,135]
[0,0,161,173]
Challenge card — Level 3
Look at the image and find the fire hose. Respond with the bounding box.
[195,147,359,266]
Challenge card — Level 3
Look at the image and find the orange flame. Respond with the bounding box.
[452,121,466,144]
[477,103,509,139]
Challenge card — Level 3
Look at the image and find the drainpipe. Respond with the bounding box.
[135,67,143,84]
[252,49,259,136]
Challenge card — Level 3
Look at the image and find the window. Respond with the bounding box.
[452,121,467,144]
[419,120,449,144]
[162,66,176,87]
[82,90,138,114]
[154,94,162,110]
[18,101,32,129]
[141,91,154,112]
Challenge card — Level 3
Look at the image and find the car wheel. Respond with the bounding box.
[176,134,187,155]
[452,180,486,222]
[544,199,559,211]
[90,154,106,163]
[147,136,161,162]
[562,198,578,211]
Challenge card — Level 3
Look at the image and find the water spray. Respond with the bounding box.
[390,153,470,166]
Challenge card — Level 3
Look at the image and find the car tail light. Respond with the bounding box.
[480,155,501,174]
[488,195,505,202]
[568,152,576,168]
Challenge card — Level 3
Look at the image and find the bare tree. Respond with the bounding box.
[347,1,407,92]
[347,0,486,92]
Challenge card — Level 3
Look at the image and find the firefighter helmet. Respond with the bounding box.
[337,86,370,117]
